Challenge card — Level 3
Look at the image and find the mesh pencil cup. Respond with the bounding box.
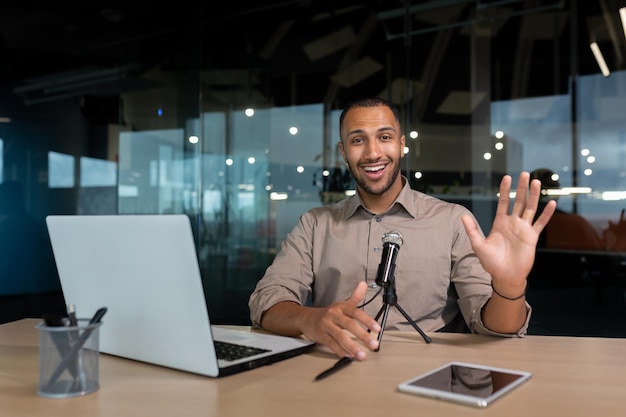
[35,319,102,398]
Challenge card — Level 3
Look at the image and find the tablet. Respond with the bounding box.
[397,361,531,408]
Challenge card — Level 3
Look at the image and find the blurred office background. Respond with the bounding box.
[1,0,626,336]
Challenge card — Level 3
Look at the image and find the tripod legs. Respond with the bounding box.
[394,303,432,344]
[373,303,391,351]
[373,301,432,351]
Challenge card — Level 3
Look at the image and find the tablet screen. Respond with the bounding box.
[397,361,531,407]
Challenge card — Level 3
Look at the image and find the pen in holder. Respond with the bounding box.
[36,308,106,398]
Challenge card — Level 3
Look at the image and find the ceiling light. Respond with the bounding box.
[602,191,626,201]
[270,192,288,201]
[590,42,610,77]
[546,187,592,196]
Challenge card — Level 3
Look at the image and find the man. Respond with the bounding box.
[249,97,556,361]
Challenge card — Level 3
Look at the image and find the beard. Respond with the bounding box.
[348,160,401,196]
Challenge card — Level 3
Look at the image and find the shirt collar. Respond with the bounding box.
[342,176,416,220]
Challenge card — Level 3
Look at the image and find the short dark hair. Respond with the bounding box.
[339,97,402,139]
[530,168,560,189]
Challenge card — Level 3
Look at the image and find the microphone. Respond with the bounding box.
[375,230,403,287]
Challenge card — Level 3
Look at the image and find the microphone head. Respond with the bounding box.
[382,230,403,247]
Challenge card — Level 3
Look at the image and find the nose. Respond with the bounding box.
[363,138,382,160]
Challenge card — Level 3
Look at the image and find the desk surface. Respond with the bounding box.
[1,319,625,417]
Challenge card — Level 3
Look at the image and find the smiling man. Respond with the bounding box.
[248,97,555,361]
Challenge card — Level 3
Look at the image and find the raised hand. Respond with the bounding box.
[461,172,556,291]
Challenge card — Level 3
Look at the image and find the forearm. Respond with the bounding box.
[481,282,529,334]
[260,301,318,337]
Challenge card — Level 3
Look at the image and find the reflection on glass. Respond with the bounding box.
[118,129,184,214]
[80,157,117,187]
[48,152,75,188]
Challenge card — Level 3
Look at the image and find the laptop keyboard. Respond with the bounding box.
[215,340,271,361]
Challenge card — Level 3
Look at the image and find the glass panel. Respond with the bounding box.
[577,71,626,237]
[49,152,75,189]
[118,129,185,214]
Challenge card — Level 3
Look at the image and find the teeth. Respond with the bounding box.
[364,165,385,172]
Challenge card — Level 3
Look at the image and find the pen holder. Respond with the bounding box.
[36,319,102,398]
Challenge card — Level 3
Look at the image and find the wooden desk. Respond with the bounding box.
[1,319,625,417]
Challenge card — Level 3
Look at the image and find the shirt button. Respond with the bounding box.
[375,217,381,222]
[374,247,380,252]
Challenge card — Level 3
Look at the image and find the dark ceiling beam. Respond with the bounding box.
[511,1,538,99]
[323,11,379,104]
[380,0,564,41]
[377,0,475,21]
[412,7,466,123]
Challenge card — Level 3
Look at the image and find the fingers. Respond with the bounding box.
[511,172,530,218]
[500,172,547,223]
[533,199,557,231]
[306,281,380,360]
[317,308,379,360]
[346,281,381,334]
[316,329,366,360]
[343,282,380,355]
[495,175,512,217]
[461,214,482,248]
[347,281,368,306]
[522,178,542,222]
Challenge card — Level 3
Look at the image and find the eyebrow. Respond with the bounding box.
[345,126,397,137]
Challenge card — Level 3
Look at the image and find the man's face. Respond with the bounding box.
[338,105,405,196]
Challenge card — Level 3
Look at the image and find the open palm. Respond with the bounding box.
[462,172,557,286]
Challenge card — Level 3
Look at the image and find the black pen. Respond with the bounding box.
[42,313,78,379]
[45,307,108,389]
[314,356,353,381]
[66,304,80,381]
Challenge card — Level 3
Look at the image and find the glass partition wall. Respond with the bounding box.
[1,1,625,334]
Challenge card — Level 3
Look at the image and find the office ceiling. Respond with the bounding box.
[0,1,624,124]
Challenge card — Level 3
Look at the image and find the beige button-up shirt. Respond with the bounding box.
[249,178,530,337]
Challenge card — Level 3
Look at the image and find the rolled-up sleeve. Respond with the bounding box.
[249,213,316,328]
[460,293,532,337]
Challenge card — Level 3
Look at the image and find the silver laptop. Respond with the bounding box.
[45,214,314,377]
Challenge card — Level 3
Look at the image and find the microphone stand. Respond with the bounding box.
[373,273,432,350]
